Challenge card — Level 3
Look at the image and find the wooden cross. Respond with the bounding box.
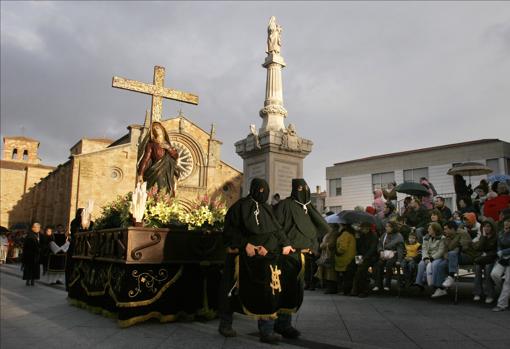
[112,65,199,122]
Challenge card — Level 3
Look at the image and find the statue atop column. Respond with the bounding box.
[266,16,282,54]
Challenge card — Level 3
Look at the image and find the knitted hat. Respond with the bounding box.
[463,212,477,226]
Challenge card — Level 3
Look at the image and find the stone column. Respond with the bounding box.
[259,53,288,133]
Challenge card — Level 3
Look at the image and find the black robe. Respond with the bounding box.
[39,234,53,270]
[22,232,40,280]
[274,179,330,250]
[222,178,289,318]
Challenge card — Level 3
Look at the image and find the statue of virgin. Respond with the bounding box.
[137,122,180,196]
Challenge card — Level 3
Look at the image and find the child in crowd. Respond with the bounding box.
[402,231,421,287]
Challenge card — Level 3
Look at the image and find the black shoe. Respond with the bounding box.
[25,281,30,286]
[260,333,281,344]
[411,283,425,292]
[30,280,35,286]
[275,326,301,339]
[358,292,368,298]
[218,326,237,337]
[56,280,63,285]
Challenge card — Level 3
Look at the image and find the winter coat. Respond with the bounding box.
[356,232,378,263]
[373,190,386,219]
[335,230,356,272]
[483,195,510,222]
[404,207,429,229]
[496,231,510,259]
[22,232,40,280]
[377,232,404,263]
[422,235,446,261]
[473,232,498,265]
[443,229,476,259]
[405,242,421,260]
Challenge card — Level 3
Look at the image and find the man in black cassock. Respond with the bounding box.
[218,178,294,344]
[22,222,41,286]
[274,178,330,338]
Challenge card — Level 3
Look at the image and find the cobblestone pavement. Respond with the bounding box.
[1,263,508,349]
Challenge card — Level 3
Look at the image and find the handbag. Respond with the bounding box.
[316,250,334,268]
[382,250,395,260]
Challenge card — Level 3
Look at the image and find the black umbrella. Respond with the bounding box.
[0,226,9,234]
[337,210,376,225]
[395,182,430,197]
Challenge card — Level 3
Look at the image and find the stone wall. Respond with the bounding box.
[0,161,55,228]
[3,116,243,229]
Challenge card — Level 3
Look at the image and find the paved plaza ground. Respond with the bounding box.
[1,263,508,349]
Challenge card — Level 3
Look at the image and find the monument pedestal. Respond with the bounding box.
[236,130,312,199]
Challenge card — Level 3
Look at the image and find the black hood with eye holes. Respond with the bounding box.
[290,178,310,204]
[249,178,270,203]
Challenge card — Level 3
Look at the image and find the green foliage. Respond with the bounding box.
[94,193,132,230]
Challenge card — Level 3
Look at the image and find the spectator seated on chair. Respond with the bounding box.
[472,218,498,303]
[490,218,510,312]
[372,222,404,292]
[402,231,421,287]
[441,221,477,289]
[414,223,447,298]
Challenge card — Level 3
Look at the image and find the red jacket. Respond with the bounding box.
[483,195,510,221]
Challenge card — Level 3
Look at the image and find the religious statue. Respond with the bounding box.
[246,124,261,151]
[266,16,282,54]
[137,122,180,196]
[281,123,301,151]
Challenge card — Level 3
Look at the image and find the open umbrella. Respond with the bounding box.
[447,162,492,176]
[336,210,376,225]
[395,182,430,197]
[0,226,9,234]
[488,174,510,184]
[447,162,493,185]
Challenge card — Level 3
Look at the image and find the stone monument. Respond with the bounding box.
[235,16,312,199]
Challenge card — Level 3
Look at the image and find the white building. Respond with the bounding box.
[325,139,510,213]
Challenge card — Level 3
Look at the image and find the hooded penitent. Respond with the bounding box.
[223,178,289,253]
[275,179,330,250]
[222,178,290,318]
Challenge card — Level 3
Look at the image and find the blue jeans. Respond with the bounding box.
[416,259,445,287]
[447,251,473,273]
[402,259,417,282]
[434,260,448,286]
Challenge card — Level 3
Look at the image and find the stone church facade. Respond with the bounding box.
[0,115,243,229]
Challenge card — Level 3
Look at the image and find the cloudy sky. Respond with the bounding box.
[1,1,510,190]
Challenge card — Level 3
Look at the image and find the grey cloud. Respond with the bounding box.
[1,1,510,190]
